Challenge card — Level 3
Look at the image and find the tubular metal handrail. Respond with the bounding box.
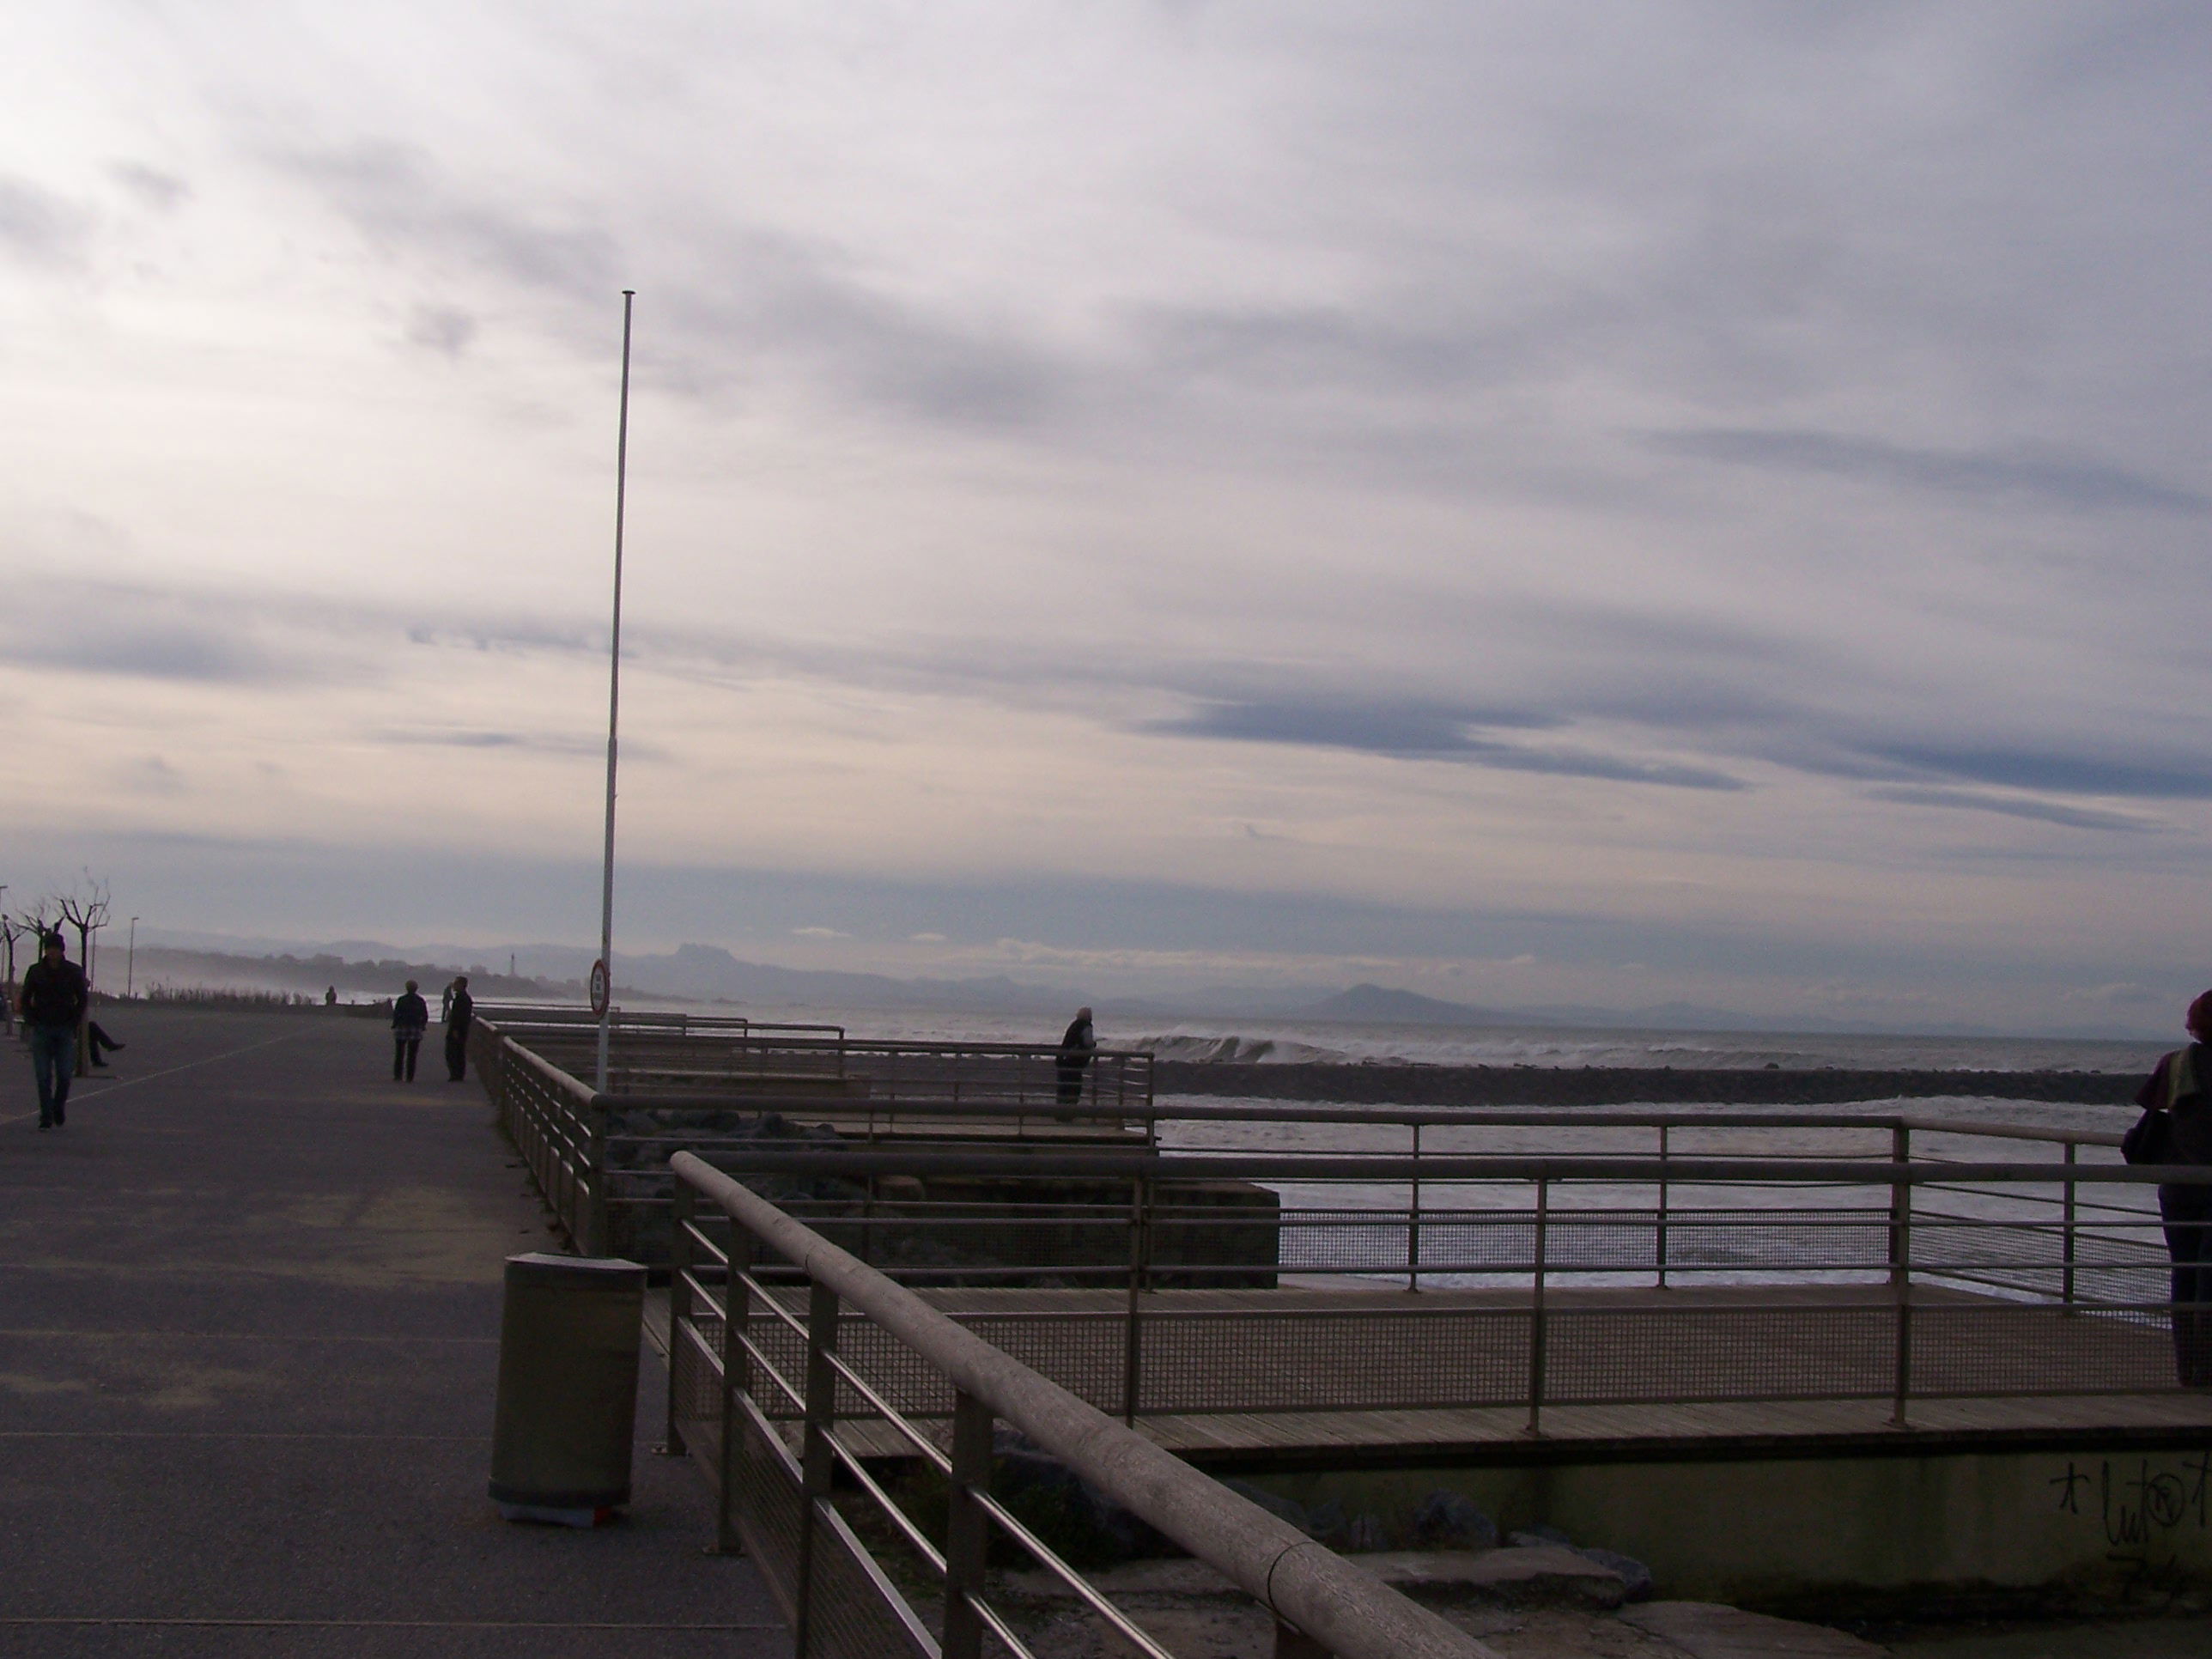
[668,1150,1493,1659]
[667,1142,2207,1441]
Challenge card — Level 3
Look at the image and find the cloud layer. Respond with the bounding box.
[3,3,2211,1032]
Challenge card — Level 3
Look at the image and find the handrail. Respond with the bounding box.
[661,1146,2208,1186]
[672,1151,1492,1659]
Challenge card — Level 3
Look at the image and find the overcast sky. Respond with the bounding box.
[5,3,2210,1032]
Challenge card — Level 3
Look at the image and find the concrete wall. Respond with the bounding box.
[1243,1444,2212,1607]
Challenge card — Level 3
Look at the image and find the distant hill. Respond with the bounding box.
[611,943,1081,1016]
[132,946,568,1003]
[1291,982,1516,1026]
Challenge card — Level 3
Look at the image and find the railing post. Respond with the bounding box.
[1887,1123,1910,1290]
[942,1388,994,1659]
[663,1177,694,1455]
[1656,1123,1671,1289]
[716,1224,753,1557]
[1527,1175,1549,1437]
[2062,1141,2078,1309]
[586,1102,610,1257]
[792,1279,840,1656]
[1890,1149,1912,1428]
[1122,1176,1148,1425]
[1407,1122,1422,1292]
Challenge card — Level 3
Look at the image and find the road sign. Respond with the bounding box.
[588,958,611,1018]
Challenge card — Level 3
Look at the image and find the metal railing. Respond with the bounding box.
[474,1019,2163,1315]
[680,1146,2212,1437]
[474,1004,847,1040]
[665,1152,1492,1659]
[473,1017,1160,1256]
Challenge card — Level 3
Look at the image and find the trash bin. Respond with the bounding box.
[489,1252,647,1526]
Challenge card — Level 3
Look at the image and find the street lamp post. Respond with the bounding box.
[127,916,139,1000]
[594,290,635,1093]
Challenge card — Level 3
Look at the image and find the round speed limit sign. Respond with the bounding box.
[588,957,611,1018]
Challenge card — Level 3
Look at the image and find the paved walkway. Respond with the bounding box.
[0,1006,790,1656]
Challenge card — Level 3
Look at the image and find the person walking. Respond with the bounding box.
[21,932,88,1130]
[1055,1005,1097,1110]
[443,975,474,1082]
[391,980,428,1082]
[2126,989,2212,1386]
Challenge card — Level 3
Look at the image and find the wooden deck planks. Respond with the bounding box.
[650,1283,2212,1470]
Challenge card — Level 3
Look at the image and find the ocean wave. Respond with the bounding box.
[1136,1034,1351,1065]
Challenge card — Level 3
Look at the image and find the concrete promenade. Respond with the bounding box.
[0,1006,790,1656]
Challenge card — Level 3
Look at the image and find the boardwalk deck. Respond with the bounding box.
[646,1279,2212,1474]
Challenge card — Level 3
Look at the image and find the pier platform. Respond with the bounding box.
[0,1007,788,1656]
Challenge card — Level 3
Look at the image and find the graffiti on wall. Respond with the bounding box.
[2051,1455,2211,1582]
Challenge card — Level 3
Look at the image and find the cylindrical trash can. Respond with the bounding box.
[489,1253,647,1526]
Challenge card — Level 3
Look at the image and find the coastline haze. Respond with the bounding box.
[6,7,2211,1040]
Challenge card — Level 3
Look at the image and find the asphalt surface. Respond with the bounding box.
[0,1006,790,1656]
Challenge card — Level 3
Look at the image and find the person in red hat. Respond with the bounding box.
[2128,990,2212,1384]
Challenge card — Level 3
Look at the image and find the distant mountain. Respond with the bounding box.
[611,944,1082,1015]
[130,931,2170,1042]
[1291,982,1517,1027]
[133,945,568,1003]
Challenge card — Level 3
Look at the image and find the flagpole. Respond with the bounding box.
[596,290,635,1093]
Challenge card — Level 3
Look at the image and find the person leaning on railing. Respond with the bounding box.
[443,975,474,1082]
[1055,1004,1096,1111]
[2125,989,2212,1387]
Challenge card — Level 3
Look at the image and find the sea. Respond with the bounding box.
[696,1004,2172,1289]
[720,1004,2173,1077]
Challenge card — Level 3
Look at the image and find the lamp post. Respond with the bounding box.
[126,916,138,1000]
[594,289,635,1093]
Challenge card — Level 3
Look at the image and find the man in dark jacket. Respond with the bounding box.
[1055,1006,1096,1110]
[443,975,474,1082]
[2132,989,2212,1385]
[392,980,428,1082]
[21,933,88,1130]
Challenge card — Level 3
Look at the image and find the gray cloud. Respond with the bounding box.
[0,574,376,687]
[1148,696,1744,790]
[370,727,665,763]
[109,162,190,212]
[404,303,477,358]
[271,142,615,298]
[659,232,1068,428]
[10,623,286,684]
[1868,743,2212,801]
[1132,304,1510,396]
[1866,786,2156,833]
[116,756,188,798]
[1647,428,2210,514]
[0,175,92,270]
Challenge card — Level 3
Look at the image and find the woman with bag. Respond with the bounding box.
[2126,990,2212,1385]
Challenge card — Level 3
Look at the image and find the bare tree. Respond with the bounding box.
[54,876,112,992]
[0,913,21,1032]
[4,901,57,1034]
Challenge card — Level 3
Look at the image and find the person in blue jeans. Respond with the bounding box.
[20,933,88,1130]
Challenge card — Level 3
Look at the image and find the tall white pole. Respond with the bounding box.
[127,915,138,1000]
[596,290,635,1092]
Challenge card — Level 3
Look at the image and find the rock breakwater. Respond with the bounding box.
[1152,1061,2140,1107]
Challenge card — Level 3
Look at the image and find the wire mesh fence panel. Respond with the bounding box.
[804,1504,939,1659]
[728,1398,808,1622]
[1543,1304,1898,1403]
[1908,1304,2184,1395]
[1133,1308,1534,1414]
